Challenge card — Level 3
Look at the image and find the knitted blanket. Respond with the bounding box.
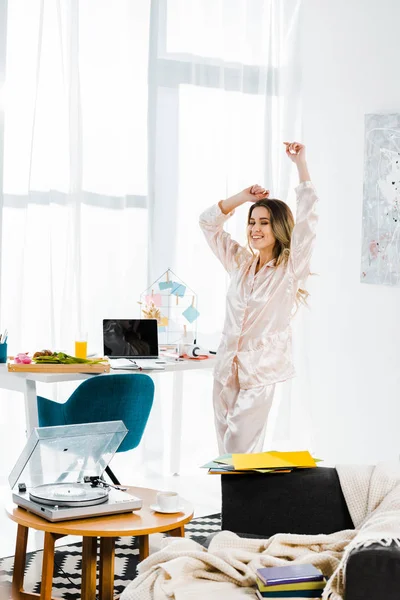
[120,462,400,600]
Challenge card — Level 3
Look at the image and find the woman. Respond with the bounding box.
[199,142,318,454]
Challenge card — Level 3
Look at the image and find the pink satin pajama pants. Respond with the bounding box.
[212,361,275,454]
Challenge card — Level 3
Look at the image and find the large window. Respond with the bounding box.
[3,0,149,198]
[148,0,301,337]
[0,0,304,475]
[1,0,152,356]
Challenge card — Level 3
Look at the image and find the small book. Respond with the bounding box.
[255,590,323,599]
[256,577,326,592]
[257,564,323,586]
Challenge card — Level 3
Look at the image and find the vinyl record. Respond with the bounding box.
[29,483,109,507]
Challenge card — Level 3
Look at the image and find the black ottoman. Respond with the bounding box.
[221,467,354,536]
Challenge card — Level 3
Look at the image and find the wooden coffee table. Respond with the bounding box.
[6,485,194,600]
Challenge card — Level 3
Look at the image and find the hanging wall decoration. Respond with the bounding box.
[139,269,199,346]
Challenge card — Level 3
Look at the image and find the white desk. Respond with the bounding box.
[0,358,216,475]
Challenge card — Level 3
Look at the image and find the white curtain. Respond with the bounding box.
[146,0,311,464]
[0,0,309,479]
[0,0,151,478]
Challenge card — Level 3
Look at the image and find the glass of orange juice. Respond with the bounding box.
[75,332,88,359]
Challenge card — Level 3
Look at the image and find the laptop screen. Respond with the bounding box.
[103,319,159,358]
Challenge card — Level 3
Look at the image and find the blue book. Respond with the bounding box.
[257,564,323,586]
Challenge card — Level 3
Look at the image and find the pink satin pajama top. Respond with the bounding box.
[199,181,319,390]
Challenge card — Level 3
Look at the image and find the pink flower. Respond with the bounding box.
[15,353,32,364]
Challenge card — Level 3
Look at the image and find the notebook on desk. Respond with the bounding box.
[103,319,166,370]
[108,358,166,371]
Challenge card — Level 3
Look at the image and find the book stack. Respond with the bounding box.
[255,564,326,598]
[201,451,320,475]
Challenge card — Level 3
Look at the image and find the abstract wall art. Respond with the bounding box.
[361,113,400,285]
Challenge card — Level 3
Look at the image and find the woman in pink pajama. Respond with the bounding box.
[199,142,318,454]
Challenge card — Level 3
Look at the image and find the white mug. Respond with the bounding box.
[157,491,180,511]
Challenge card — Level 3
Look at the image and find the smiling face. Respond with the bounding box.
[248,205,276,252]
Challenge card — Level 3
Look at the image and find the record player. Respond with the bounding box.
[9,421,142,522]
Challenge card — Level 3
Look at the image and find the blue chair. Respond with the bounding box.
[37,373,155,484]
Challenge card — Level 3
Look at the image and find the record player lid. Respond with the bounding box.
[9,421,127,490]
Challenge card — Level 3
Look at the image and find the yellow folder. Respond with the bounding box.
[256,577,326,592]
[232,450,316,470]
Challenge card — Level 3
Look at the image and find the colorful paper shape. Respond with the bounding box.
[159,316,169,326]
[158,326,167,332]
[182,305,200,323]
[145,293,162,307]
[171,282,186,297]
[159,281,174,291]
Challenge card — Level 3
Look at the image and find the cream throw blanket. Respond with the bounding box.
[121,462,400,600]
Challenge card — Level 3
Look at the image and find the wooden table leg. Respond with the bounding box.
[40,532,58,600]
[99,537,115,600]
[12,524,28,599]
[81,537,97,600]
[168,524,185,537]
[138,535,149,561]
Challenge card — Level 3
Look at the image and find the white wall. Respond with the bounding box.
[300,0,400,464]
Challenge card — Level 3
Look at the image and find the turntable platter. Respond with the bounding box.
[29,483,109,507]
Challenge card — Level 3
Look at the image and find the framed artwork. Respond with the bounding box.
[361,113,400,285]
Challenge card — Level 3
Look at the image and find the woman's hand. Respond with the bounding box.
[284,141,306,164]
[284,141,310,182]
[248,185,270,202]
[219,186,269,215]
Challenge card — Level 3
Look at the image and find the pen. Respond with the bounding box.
[128,359,142,371]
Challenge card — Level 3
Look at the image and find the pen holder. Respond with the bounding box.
[0,343,7,364]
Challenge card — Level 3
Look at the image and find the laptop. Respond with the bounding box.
[103,319,166,370]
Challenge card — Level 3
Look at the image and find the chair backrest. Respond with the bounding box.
[62,374,154,453]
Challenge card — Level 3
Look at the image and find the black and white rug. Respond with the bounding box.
[0,514,221,599]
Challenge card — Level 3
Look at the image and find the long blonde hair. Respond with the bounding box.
[247,199,309,306]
